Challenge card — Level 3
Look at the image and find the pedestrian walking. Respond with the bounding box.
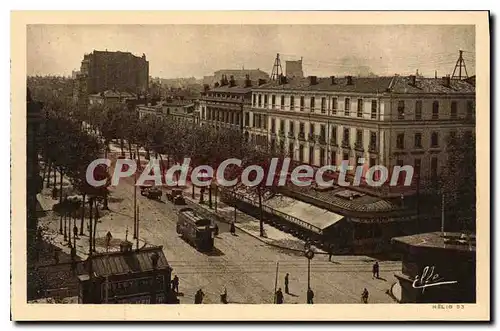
[275,288,284,304]
[372,262,380,279]
[307,287,314,304]
[230,221,236,235]
[362,288,369,303]
[328,245,333,262]
[284,273,290,294]
[172,275,179,293]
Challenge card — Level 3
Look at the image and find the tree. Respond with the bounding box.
[439,131,476,233]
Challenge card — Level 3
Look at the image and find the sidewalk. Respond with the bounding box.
[182,184,326,255]
[37,183,147,262]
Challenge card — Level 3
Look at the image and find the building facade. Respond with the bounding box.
[199,75,254,131]
[80,50,149,95]
[137,99,196,124]
[246,75,475,198]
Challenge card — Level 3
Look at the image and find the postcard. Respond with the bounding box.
[11,10,490,321]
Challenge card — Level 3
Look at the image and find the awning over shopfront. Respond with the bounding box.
[265,194,346,235]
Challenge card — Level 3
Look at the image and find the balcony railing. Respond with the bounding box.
[279,130,285,137]
[369,144,378,153]
[342,140,350,148]
[318,136,326,145]
[308,134,316,143]
[298,132,306,141]
[288,131,295,139]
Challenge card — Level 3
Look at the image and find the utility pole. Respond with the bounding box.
[133,159,138,239]
[441,193,445,235]
[273,262,279,303]
[136,206,140,250]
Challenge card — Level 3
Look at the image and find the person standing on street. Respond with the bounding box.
[194,289,205,304]
[362,288,369,303]
[172,275,179,294]
[230,221,236,235]
[372,261,380,279]
[307,287,314,304]
[328,245,334,262]
[284,273,290,294]
[275,288,284,304]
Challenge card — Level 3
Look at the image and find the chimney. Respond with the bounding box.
[330,76,336,85]
[309,75,318,85]
[150,252,159,269]
[258,79,267,86]
[244,74,252,87]
[409,75,416,86]
[229,75,236,87]
[220,74,227,86]
[346,76,353,85]
[442,75,451,87]
[203,84,210,92]
[214,82,220,88]
[279,74,287,85]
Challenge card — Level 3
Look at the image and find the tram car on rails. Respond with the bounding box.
[176,208,216,251]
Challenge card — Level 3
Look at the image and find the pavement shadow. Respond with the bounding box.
[107,196,124,203]
[201,247,225,256]
[376,277,388,282]
[286,292,299,297]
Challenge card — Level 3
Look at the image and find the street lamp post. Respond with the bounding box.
[304,243,315,299]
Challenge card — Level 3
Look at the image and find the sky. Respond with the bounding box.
[27,25,475,79]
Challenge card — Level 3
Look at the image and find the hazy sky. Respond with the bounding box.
[27,25,475,78]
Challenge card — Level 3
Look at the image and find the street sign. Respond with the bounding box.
[305,249,315,260]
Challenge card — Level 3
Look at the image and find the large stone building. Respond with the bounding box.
[198,75,256,131]
[245,75,475,198]
[80,50,149,95]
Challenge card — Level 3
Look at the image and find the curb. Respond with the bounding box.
[184,197,320,255]
[388,281,401,303]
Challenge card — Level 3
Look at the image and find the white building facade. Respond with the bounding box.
[245,75,475,197]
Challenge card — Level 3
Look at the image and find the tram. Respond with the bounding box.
[176,208,216,251]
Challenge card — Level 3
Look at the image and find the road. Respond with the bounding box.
[38,150,401,304]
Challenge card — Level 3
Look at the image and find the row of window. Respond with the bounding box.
[204,108,241,126]
[205,93,245,101]
[397,100,474,120]
[252,94,379,119]
[250,134,439,177]
[251,116,378,150]
[252,94,475,121]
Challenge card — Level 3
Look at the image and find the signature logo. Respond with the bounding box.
[412,266,458,293]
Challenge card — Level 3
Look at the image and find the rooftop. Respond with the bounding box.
[81,246,170,278]
[392,232,476,253]
[254,76,475,95]
[208,85,253,94]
